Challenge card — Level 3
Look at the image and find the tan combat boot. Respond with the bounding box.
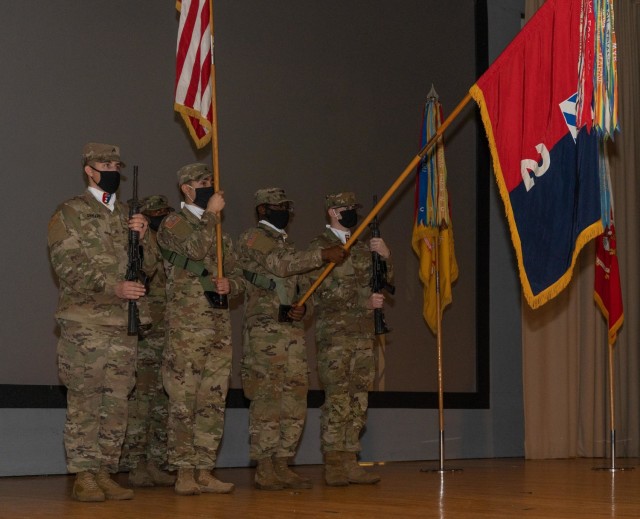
[72,471,105,502]
[254,457,285,491]
[95,468,135,500]
[342,452,381,484]
[272,457,313,489]
[128,459,154,487]
[146,460,176,486]
[175,467,201,496]
[324,451,349,487]
[195,469,235,493]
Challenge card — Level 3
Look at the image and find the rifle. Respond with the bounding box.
[126,165,148,336]
[369,195,395,335]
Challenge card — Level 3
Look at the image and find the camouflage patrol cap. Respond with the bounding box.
[176,163,212,185]
[141,195,171,214]
[82,142,126,167]
[325,192,362,210]
[254,187,294,208]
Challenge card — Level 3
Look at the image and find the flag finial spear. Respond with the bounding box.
[427,84,439,100]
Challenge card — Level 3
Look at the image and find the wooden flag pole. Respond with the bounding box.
[209,0,224,281]
[593,342,634,472]
[607,343,618,468]
[435,230,446,468]
[420,233,462,474]
[428,226,461,473]
[207,0,228,308]
[296,92,472,307]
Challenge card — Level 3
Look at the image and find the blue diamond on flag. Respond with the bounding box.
[559,93,578,142]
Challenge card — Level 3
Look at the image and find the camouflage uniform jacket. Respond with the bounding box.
[310,229,394,340]
[157,207,243,328]
[48,191,156,326]
[146,231,167,325]
[237,223,324,323]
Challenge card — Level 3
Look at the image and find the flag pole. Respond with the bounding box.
[419,230,462,475]
[296,92,472,307]
[593,342,633,472]
[435,230,445,467]
[207,0,228,308]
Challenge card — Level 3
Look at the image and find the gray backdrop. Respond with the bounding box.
[1,0,479,392]
[0,0,526,476]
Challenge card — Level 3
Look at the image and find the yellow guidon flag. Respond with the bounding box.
[411,90,458,334]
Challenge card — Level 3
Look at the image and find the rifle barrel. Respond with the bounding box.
[127,165,141,336]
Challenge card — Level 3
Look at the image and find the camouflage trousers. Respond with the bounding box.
[162,315,232,470]
[119,325,170,470]
[241,315,309,460]
[317,335,374,453]
[57,319,136,473]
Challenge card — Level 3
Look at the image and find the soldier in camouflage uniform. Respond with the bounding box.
[48,143,157,502]
[310,192,392,486]
[120,195,176,487]
[157,164,243,496]
[237,187,347,490]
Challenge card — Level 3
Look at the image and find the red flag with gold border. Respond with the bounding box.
[594,224,623,345]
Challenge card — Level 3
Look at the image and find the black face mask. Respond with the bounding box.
[92,168,120,194]
[148,215,166,232]
[338,208,358,229]
[265,208,290,230]
[191,186,214,209]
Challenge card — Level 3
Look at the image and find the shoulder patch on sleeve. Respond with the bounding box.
[246,230,275,254]
[163,213,180,229]
[163,214,193,239]
[47,212,67,245]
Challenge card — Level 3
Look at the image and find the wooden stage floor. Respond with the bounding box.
[1,458,639,518]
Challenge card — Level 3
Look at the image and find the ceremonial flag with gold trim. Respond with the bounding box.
[412,92,458,334]
[470,0,603,308]
[175,0,212,149]
[594,222,623,345]
[591,0,622,345]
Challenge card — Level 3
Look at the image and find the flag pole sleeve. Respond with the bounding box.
[208,0,224,278]
[295,92,472,307]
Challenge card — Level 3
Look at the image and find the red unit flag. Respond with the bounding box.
[470,0,603,308]
[594,224,624,345]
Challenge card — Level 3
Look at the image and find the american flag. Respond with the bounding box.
[175,0,212,149]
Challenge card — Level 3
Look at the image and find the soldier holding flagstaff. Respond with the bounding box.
[310,192,392,486]
[237,187,347,490]
[157,163,244,496]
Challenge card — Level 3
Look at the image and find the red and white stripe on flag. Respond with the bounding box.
[175,0,212,149]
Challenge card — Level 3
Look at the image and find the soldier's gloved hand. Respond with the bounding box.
[321,245,347,264]
[288,304,306,321]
